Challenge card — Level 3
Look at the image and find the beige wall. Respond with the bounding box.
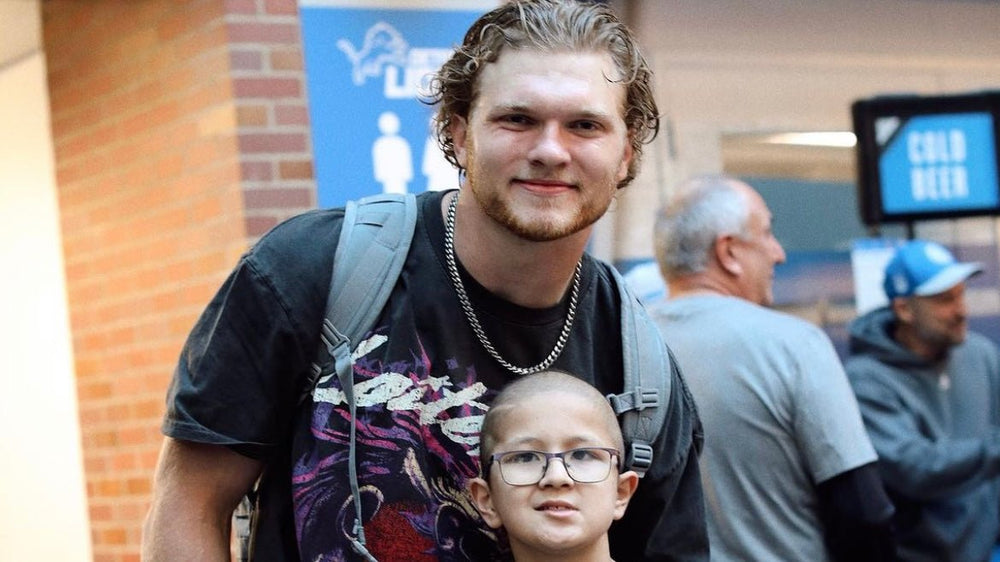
[0,2,92,559]
[596,0,1000,262]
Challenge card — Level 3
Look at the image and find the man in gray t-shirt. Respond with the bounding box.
[650,174,894,561]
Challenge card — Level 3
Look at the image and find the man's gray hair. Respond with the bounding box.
[654,175,750,278]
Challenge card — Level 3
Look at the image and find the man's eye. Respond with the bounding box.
[501,115,531,126]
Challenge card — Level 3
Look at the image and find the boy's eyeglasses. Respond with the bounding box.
[486,447,620,486]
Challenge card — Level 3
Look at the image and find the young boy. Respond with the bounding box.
[468,370,639,562]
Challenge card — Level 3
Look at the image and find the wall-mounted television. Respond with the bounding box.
[852,90,1000,226]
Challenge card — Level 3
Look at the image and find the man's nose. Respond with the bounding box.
[773,238,787,265]
[955,296,968,317]
[528,123,571,166]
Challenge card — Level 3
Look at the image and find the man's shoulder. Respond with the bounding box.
[655,295,820,332]
[761,304,829,337]
[842,351,901,390]
[252,207,346,251]
[241,208,348,295]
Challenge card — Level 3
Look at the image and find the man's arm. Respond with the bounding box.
[142,438,263,562]
[851,375,1000,499]
[816,462,896,561]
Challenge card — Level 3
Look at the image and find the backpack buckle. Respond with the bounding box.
[625,442,654,477]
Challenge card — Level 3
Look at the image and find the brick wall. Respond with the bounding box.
[43,0,314,559]
[228,0,315,237]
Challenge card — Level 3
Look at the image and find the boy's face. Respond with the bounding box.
[469,390,638,559]
[448,48,633,243]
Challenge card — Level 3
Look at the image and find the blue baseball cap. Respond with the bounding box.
[883,240,982,300]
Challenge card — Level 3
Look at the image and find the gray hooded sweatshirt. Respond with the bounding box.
[845,306,1000,562]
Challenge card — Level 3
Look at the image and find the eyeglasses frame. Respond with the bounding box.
[484,447,622,486]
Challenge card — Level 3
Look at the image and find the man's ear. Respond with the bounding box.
[715,234,743,276]
[892,297,914,324]
[468,477,503,529]
[614,137,634,187]
[612,471,640,520]
[449,115,470,169]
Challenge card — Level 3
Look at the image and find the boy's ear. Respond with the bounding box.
[613,471,640,520]
[468,477,503,529]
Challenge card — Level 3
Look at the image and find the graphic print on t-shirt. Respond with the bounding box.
[292,330,506,561]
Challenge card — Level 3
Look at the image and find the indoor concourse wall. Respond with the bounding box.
[42,0,315,559]
[605,0,1000,263]
[0,45,92,562]
[44,3,247,558]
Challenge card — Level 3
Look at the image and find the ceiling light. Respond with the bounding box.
[760,131,857,148]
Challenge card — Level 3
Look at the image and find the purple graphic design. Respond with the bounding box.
[291,331,503,561]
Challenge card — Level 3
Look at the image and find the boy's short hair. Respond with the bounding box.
[478,370,624,470]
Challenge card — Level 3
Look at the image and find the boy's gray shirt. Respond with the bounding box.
[846,306,1000,562]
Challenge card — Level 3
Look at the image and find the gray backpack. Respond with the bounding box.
[237,192,671,561]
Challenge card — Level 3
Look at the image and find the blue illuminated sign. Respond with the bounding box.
[878,113,999,215]
[300,2,492,208]
[853,91,1000,225]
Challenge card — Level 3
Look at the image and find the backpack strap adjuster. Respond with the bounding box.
[607,387,660,415]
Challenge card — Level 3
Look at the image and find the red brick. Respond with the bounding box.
[241,160,274,181]
[227,22,300,44]
[237,104,269,126]
[275,104,309,125]
[265,0,299,16]
[270,48,303,71]
[89,503,113,522]
[99,527,128,545]
[230,48,263,70]
[239,132,307,152]
[126,477,152,495]
[244,187,313,207]
[245,215,279,236]
[225,0,258,15]
[233,77,301,98]
[278,160,314,180]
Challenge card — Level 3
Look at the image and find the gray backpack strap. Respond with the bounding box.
[310,192,417,561]
[307,192,418,401]
[325,192,418,346]
[606,265,671,479]
[236,193,417,562]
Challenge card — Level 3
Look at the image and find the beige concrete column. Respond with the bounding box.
[594,119,724,264]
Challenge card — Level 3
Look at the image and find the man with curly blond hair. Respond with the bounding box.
[143,2,707,560]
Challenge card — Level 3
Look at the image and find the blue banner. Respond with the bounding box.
[878,112,1000,215]
[300,1,493,208]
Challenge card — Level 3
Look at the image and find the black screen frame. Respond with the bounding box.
[852,90,1000,226]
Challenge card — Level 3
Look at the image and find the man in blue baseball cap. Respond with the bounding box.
[845,239,1000,561]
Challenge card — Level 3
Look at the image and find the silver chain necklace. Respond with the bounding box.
[443,193,582,376]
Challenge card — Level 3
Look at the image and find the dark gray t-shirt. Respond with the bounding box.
[163,190,707,561]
